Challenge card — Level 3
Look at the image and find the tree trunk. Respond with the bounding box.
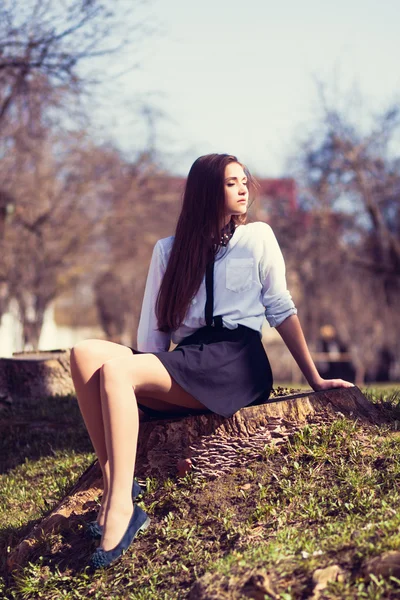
[0,350,74,401]
[6,386,382,571]
[22,304,46,351]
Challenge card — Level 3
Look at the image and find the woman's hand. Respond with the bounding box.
[275,316,356,393]
[311,377,355,392]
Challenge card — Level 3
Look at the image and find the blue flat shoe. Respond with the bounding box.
[89,504,150,570]
[86,479,143,540]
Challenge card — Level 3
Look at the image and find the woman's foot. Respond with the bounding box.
[89,505,150,570]
[101,502,134,551]
[85,496,108,540]
[86,479,143,540]
[99,479,142,527]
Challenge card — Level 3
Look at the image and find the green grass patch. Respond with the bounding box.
[1,389,400,598]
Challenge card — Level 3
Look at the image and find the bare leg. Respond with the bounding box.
[70,340,134,526]
[98,361,137,550]
[98,353,204,551]
[70,340,205,549]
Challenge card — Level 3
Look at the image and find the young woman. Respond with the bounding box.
[70,153,353,569]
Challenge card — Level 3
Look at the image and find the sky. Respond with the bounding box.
[89,0,400,178]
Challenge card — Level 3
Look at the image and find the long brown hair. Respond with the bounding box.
[156,153,256,332]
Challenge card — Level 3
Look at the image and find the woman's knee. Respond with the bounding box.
[70,339,100,372]
[99,355,166,396]
[71,339,132,371]
[100,356,136,391]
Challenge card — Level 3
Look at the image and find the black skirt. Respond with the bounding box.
[130,324,273,419]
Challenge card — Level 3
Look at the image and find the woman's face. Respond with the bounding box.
[223,162,248,225]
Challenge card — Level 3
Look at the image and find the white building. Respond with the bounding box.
[0,300,103,357]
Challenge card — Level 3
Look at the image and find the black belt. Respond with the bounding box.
[205,258,223,328]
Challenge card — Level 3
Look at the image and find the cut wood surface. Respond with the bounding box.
[7,386,381,571]
[0,350,75,401]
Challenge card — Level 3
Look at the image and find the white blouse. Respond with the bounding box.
[137,221,297,352]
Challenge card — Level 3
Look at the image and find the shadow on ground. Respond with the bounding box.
[0,395,92,473]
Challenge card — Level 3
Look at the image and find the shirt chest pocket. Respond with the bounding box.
[226,258,254,293]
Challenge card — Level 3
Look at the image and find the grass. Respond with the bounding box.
[1,387,400,599]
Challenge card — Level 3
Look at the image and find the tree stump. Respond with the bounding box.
[0,350,74,402]
[6,386,382,571]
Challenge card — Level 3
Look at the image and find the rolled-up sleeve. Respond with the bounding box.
[260,224,297,328]
[137,241,171,352]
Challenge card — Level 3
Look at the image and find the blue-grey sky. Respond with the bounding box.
[92,0,400,177]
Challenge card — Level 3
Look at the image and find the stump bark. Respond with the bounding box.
[6,386,381,571]
[0,350,74,401]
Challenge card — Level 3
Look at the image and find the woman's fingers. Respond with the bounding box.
[318,379,355,390]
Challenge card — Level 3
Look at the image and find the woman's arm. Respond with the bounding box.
[276,314,354,390]
[137,241,171,352]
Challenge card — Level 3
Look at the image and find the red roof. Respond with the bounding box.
[257,178,297,212]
